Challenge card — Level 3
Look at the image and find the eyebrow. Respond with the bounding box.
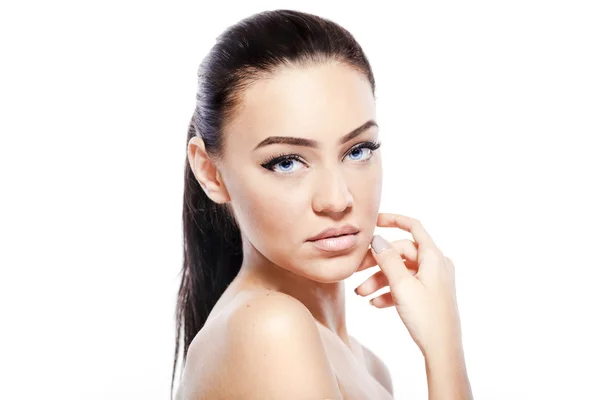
[253,119,378,151]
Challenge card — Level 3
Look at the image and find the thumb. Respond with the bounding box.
[370,235,413,285]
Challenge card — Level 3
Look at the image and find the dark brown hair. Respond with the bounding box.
[172,9,376,398]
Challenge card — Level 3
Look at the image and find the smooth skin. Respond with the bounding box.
[179,61,472,399]
[356,214,473,399]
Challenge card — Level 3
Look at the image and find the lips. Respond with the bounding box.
[307,224,360,242]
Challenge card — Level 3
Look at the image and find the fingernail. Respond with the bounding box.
[371,235,391,254]
[369,298,375,306]
[354,287,359,295]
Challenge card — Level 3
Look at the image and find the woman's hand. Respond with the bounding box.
[354,213,463,358]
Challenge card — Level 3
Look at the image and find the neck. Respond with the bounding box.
[234,233,351,346]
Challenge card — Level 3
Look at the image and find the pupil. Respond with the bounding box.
[281,160,292,169]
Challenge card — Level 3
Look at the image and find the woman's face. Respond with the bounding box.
[219,62,382,283]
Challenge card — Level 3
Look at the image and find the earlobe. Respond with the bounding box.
[187,136,231,204]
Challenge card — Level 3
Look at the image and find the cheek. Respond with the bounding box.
[349,163,382,216]
[355,178,382,212]
[231,183,307,248]
[224,160,382,280]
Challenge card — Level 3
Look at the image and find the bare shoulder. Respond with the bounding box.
[179,290,342,400]
[352,336,394,396]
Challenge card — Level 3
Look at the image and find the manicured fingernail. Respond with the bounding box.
[371,235,391,254]
[369,298,375,306]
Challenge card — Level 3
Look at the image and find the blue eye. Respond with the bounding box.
[348,147,368,161]
[261,154,306,174]
[344,141,381,162]
[274,158,300,173]
[260,141,381,175]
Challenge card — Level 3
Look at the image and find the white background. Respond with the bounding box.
[1,1,599,399]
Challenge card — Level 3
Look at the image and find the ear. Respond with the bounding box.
[187,136,231,204]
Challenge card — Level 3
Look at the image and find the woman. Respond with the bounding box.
[172,9,473,400]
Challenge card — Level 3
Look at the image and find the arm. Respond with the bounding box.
[423,344,473,400]
[185,291,343,399]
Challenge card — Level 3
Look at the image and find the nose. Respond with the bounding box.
[312,167,354,215]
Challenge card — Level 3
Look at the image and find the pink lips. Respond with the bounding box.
[307,224,359,252]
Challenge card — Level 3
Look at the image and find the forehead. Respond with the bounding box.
[225,62,376,147]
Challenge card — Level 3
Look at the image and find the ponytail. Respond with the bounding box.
[171,117,242,398]
[171,9,375,398]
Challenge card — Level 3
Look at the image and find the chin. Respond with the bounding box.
[299,247,367,283]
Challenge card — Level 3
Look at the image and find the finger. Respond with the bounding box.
[376,213,439,253]
[370,235,413,286]
[357,253,418,273]
[369,291,395,308]
[355,266,417,297]
[444,256,456,278]
[354,270,387,297]
[356,239,419,272]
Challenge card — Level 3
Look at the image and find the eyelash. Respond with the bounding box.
[260,140,382,173]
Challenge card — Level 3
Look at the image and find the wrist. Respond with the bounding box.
[421,335,464,361]
[423,343,472,400]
